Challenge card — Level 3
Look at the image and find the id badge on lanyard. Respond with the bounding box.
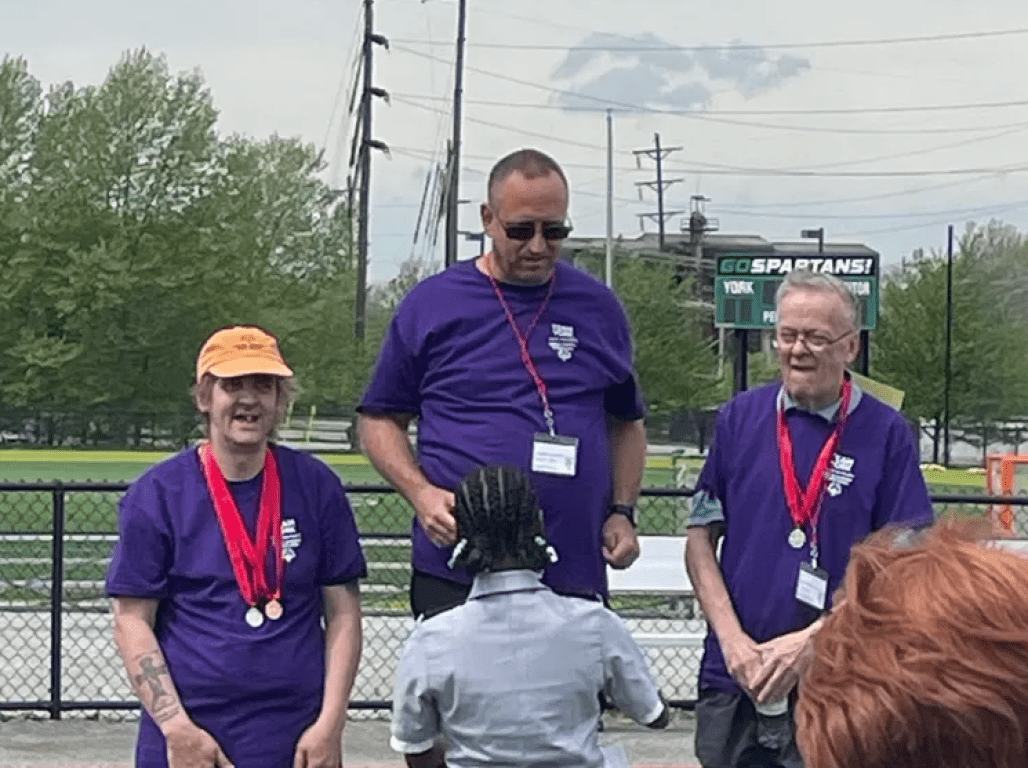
[531,433,579,477]
[488,271,579,477]
[778,380,852,613]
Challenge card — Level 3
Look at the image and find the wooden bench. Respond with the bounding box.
[608,535,706,648]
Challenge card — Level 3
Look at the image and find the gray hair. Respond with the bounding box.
[775,270,859,330]
[191,373,298,438]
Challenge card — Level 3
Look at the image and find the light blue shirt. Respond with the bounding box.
[390,570,664,768]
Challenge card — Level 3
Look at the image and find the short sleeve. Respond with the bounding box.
[687,407,729,527]
[390,626,441,754]
[873,417,935,531]
[599,609,664,725]
[604,373,646,421]
[358,299,426,415]
[317,470,368,585]
[105,496,173,599]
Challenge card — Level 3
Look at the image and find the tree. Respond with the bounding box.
[872,237,1028,464]
[0,50,364,444]
[574,252,722,416]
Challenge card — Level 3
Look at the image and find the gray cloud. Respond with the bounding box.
[551,32,810,112]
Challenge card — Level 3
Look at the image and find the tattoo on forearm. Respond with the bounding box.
[131,650,180,721]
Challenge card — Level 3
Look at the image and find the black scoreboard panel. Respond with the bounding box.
[714,254,879,330]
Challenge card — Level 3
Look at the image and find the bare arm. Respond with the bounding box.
[684,526,761,694]
[111,597,231,768]
[603,417,646,568]
[293,582,363,767]
[608,416,646,506]
[357,412,456,546]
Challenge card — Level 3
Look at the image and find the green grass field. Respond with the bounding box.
[0,447,989,538]
[0,449,1000,612]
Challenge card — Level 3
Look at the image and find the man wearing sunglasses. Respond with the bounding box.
[684,270,933,768]
[358,148,646,619]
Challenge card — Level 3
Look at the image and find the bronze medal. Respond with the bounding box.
[264,599,283,620]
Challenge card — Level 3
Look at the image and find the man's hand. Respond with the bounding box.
[293,718,343,768]
[602,514,640,569]
[750,624,819,705]
[412,485,457,547]
[719,633,764,696]
[163,716,233,768]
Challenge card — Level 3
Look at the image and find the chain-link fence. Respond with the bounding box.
[1,482,1026,719]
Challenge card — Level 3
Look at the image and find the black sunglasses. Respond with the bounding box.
[499,219,573,242]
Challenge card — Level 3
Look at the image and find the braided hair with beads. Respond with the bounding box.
[448,465,558,574]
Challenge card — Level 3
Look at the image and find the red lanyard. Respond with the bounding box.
[776,380,852,548]
[199,444,283,607]
[487,272,557,435]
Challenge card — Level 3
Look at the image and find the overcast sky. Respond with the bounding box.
[6,0,1028,283]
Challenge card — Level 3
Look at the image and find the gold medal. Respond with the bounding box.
[264,599,283,620]
[788,527,807,549]
[245,606,264,628]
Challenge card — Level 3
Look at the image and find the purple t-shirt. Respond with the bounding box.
[359,259,645,597]
[106,445,367,768]
[692,383,934,694]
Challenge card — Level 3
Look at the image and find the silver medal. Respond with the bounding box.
[245,606,264,628]
[788,527,806,549]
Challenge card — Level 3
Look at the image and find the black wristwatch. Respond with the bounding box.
[608,503,637,528]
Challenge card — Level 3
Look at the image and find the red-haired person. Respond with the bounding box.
[797,520,1028,768]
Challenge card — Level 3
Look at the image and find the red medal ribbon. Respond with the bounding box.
[199,443,284,608]
[776,380,852,540]
[486,271,557,433]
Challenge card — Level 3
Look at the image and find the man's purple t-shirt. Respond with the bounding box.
[359,259,645,598]
[692,383,934,694]
[106,445,367,768]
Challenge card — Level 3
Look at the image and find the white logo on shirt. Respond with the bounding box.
[548,323,578,362]
[282,518,302,562]
[826,454,856,497]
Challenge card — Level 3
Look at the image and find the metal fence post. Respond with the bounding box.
[50,483,65,720]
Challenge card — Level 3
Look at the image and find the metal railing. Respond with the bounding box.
[1,482,1025,719]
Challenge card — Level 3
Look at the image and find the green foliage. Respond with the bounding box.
[574,252,723,414]
[0,50,367,425]
[872,223,1028,460]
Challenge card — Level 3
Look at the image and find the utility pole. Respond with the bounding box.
[605,110,614,287]
[633,133,683,251]
[354,0,389,342]
[444,0,468,267]
[944,224,954,467]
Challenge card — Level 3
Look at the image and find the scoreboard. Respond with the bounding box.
[714,254,879,329]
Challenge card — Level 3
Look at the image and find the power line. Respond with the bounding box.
[836,199,1028,237]
[391,46,1028,117]
[390,98,1028,179]
[663,163,1028,178]
[706,175,1002,209]
[390,92,1028,136]
[391,95,613,152]
[385,146,1022,210]
[391,26,1028,52]
[389,138,1028,181]
[763,123,1028,173]
[711,199,1028,221]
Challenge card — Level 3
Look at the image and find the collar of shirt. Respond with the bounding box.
[777,375,863,422]
[468,569,548,600]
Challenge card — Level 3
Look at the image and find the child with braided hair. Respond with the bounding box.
[390,464,669,768]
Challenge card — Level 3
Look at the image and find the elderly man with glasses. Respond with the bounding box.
[358,148,647,619]
[684,270,934,768]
